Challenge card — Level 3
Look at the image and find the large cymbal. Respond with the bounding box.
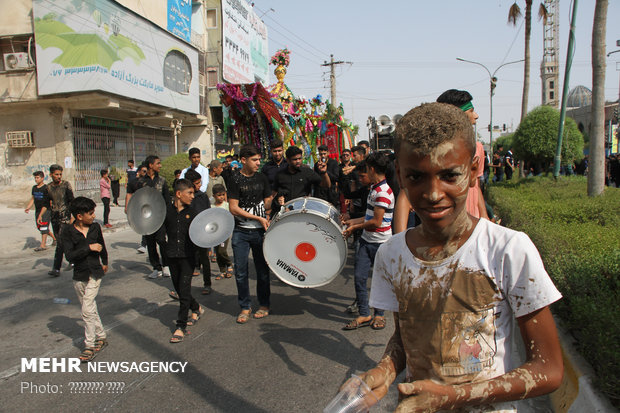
[126,187,167,235]
[189,208,235,248]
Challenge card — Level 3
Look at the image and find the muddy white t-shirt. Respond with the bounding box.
[369,219,561,412]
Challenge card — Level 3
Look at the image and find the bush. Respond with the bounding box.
[487,176,620,404]
[160,153,192,191]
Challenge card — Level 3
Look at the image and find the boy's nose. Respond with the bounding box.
[423,178,443,203]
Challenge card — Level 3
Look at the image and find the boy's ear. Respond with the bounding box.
[469,155,480,188]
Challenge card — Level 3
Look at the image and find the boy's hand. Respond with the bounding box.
[102,265,108,273]
[395,380,450,413]
[354,364,394,403]
[342,165,355,175]
[25,208,30,213]
[257,216,270,231]
[89,243,103,252]
[342,221,357,238]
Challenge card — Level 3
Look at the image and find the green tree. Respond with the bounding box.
[513,106,584,166]
[492,133,514,154]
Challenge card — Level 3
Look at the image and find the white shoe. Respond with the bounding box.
[148,270,161,279]
[162,266,171,277]
[137,246,147,253]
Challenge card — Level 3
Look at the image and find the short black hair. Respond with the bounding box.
[100,169,108,177]
[33,171,44,178]
[317,145,328,152]
[145,155,159,169]
[351,146,365,156]
[358,140,370,147]
[174,178,193,193]
[128,159,134,164]
[239,144,260,159]
[270,139,283,149]
[225,155,233,160]
[436,89,473,107]
[285,145,302,159]
[174,169,182,176]
[50,164,63,173]
[355,160,368,173]
[365,152,390,175]
[212,184,226,195]
[138,163,148,171]
[189,147,200,157]
[342,149,351,154]
[70,196,96,219]
[184,168,201,183]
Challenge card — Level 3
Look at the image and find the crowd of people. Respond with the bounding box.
[22,89,570,411]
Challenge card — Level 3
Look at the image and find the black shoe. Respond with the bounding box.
[48,269,60,277]
[201,287,212,295]
[346,300,358,314]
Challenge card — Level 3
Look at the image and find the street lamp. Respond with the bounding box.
[456,57,524,150]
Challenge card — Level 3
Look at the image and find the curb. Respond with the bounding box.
[551,320,618,412]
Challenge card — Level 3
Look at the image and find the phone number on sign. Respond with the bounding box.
[20,381,126,394]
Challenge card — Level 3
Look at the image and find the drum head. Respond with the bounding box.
[264,207,347,288]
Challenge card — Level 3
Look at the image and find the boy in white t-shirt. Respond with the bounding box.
[351,103,563,412]
[212,184,233,279]
[343,152,395,331]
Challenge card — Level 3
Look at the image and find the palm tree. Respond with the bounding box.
[508,1,548,121]
[588,0,608,196]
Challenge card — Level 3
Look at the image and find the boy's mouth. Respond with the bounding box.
[421,205,452,219]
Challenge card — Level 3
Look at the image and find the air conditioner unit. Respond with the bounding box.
[3,52,32,71]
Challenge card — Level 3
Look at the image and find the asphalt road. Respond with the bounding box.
[0,227,405,412]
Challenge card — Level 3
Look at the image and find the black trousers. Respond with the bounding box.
[195,247,212,287]
[51,218,66,271]
[111,180,120,204]
[102,197,110,225]
[168,257,200,330]
[145,226,167,271]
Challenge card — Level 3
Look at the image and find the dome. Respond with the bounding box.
[567,85,592,108]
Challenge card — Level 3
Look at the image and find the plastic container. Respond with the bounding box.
[53,297,71,304]
[324,374,378,413]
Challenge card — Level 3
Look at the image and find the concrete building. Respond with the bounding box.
[0,0,214,195]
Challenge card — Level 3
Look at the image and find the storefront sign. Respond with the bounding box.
[33,0,199,114]
[167,0,191,42]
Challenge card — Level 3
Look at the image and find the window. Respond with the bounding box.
[550,91,554,100]
[206,9,217,28]
[163,50,192,94]
[0,35,35,71]
[549,81,555,89]
[207,67,218,88]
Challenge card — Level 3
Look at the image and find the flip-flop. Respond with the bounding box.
[187,306,205,326]
[253,309,269,319]
[79,348,97,363]
[169,291,179,300]
[236,311,251,324]
[371,316,386,330]
[342,319,372,330]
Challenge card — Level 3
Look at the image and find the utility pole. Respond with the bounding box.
[321,54,351,106]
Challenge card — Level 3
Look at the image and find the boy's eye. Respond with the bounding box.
[441,172,461,182]
[406,173,422,182]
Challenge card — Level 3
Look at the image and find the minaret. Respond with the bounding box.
[541,0,560,108]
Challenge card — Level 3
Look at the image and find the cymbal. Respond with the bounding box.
[189,208,235,248]
[126,187,167,235]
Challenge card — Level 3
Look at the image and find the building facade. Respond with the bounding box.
[0,0,213,194]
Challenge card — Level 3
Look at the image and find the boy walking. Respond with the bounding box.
[342,153,394,331]
[212,184,233,279]
[62,197,108,362]
[25,171,55,251]
[352,103,563,411]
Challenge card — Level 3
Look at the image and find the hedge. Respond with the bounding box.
[487,176,619,405]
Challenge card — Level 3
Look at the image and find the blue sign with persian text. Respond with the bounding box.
[167,0,191,42]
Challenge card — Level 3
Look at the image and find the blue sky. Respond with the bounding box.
[252,1,620,145]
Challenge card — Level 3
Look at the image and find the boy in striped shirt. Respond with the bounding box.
[343,152,394,331]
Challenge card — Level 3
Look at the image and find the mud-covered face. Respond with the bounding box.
[51,170,62,184]
[396,136,478,233]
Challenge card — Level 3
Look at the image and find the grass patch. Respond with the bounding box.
[487,176,620,405]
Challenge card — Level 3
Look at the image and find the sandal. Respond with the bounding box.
[34,246,47,252]
[169,329,187,343]
[169,291,179,300]
[236,310,251,324]
[371,316,386,330]
[225,267,234,278]
[342,318,372,331]
[187,306,205,326]
[79,348,97,363]
[215,274,223,280]
[94,338,108,352]
[253,308,270,319]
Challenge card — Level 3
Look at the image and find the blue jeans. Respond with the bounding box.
[231,228,270,310]
[354,238,385,318]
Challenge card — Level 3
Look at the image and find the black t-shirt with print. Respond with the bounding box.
[227,171,271,229]
[32,184,50,212]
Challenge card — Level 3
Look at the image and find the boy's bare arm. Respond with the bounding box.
[395,306,563,412]
[393,192,413,234]
[358,313,407,400]
[25,196,35,212]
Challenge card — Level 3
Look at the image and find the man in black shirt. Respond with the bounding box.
[273,145,330,208]
[165,179,203,343]
[313,145,340,208]
[25,171,54,251]
[228,144,272,324]
[504,148,515,180]
[261,139,288,191]
[134,155,171,279]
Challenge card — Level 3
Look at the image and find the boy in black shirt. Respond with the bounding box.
[228,144,272,324]
[166,179,204,343]
[25,171,55,251]
[62,197,108,362]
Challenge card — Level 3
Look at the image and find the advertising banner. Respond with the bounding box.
[167,0,192,42]
[222,0,268,85]
[33,0,199,114]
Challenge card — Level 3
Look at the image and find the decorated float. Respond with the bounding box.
[218,48,355,163]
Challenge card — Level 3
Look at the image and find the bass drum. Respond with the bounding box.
[263,197,347,288]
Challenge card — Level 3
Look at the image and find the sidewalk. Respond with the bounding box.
[0,202,129,261]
